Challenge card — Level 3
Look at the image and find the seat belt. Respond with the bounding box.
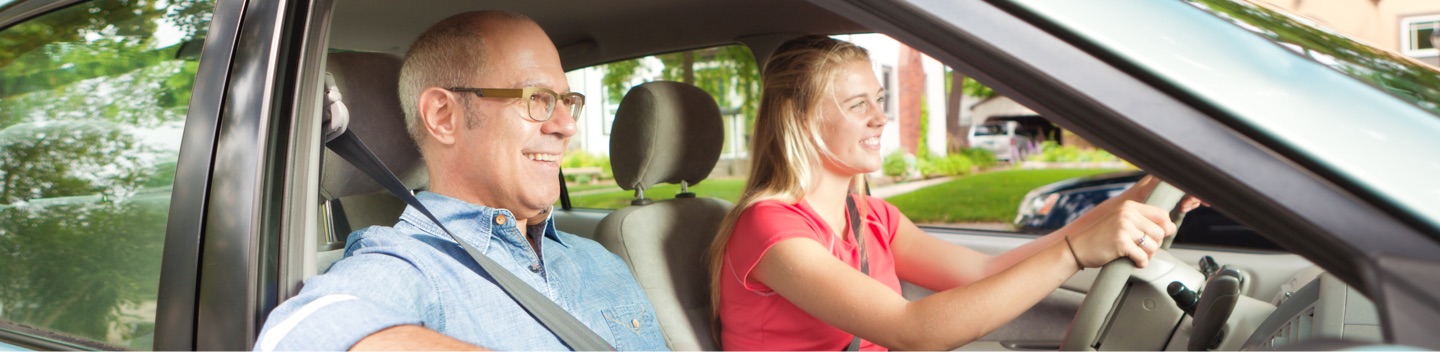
[845,195,868,351]
[321,75,613,351]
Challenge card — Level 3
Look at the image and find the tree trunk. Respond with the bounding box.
[946,72,967,151]
[682,52,695,84]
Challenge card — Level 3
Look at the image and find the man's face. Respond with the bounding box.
[451,23,576,219]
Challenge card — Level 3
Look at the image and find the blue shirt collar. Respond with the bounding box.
[398,191,568,248]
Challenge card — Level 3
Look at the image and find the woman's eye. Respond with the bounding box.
[850,101,865,110]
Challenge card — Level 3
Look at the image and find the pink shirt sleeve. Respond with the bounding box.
[723,201,824,293]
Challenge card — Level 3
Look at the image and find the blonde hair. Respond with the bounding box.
[398,10,533,148]
[706,35,872,345]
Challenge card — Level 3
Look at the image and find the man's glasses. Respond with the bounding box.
[446,87,585,122]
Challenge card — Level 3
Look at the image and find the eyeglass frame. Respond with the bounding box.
[444,87,585,122]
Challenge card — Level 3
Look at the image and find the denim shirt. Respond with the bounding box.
[256,192,668,351]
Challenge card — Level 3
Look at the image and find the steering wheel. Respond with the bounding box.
[1059,181,1188,351]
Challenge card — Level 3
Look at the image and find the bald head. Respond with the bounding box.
[398,10,549,147]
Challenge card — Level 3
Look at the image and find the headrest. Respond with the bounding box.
[609,81,724,192]
[320,52,427,200]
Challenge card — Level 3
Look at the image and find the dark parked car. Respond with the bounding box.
[1015,170,1147,233]
[3,0,1439,350]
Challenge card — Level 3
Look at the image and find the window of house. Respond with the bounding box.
[1401,15,1440,57]
[0,0,213,349]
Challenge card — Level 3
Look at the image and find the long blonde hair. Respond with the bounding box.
[707,35,872,344]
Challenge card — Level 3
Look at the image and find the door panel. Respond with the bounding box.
[919,228,1315,350]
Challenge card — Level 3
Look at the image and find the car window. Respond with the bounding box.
[0,0,213,349]
[560,44,759,210]
[556,34,1272,250]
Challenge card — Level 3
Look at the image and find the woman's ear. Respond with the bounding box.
[418,87,461,145]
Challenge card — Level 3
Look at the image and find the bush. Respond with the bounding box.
[561,150,611,182]
[956,147,997,168]
[918,153,976,177]
[1029,141,1119,163]
[883,151,910,177]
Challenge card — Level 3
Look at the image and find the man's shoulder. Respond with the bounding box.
[343,225,451,257]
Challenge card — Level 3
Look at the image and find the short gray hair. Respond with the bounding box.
[398,10,533,147]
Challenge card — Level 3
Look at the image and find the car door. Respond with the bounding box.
[814,0,1440,349]
[2,0,333,349]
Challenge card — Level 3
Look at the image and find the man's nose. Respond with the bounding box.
[542,105,578,137]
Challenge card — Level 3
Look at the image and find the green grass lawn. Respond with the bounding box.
[885,168,1121,223]
[566,169,1121,225]
[567,178,748,209]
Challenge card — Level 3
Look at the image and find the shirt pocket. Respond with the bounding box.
[600,303,662,350]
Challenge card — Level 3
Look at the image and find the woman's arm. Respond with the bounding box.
[754,185,1175,349]
[894,175,1171,291]
[755,235,1081,350]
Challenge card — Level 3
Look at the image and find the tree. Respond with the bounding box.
[601,45,762,128]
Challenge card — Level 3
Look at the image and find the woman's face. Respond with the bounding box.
[817,59,887,176]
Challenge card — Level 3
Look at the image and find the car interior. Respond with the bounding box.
[272,0,1387,350]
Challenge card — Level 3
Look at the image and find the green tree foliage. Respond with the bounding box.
[600,45,761,127]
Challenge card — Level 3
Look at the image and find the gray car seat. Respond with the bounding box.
[318,52,427,266]
[594,81,733,350]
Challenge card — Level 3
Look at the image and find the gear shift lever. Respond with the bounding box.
[1188,268,1243,350]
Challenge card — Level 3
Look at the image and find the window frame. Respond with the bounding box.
[1400,14,1440,57]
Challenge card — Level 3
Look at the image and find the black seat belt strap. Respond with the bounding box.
[845,195,868,351]
[325,130,615,351]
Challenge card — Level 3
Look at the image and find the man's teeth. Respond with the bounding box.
[525,153,560,162]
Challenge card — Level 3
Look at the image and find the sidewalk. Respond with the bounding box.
[871,176,954,199]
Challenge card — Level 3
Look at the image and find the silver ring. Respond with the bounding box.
[1136,235,1148,247]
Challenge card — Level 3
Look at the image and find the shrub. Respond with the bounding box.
[956,147,997,168]
[919,153,976,177]
[561,150,612,182]
[883,151,910,177]
[1029,141,1119,163]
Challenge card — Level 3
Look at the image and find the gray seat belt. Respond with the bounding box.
[845,195,868,351]
[322,75,614,351]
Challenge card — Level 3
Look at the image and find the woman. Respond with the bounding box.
[708,35,1180,350]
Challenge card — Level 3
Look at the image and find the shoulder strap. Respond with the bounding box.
[325,130,615,351]
[845,195,868,351]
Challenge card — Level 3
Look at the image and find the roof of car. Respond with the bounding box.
[329,0,867,70]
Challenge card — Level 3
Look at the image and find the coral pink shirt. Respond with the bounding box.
[719,195,902,351]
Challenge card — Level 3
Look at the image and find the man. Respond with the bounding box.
[256,11,667,351]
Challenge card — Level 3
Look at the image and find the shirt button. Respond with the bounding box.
[528,264,541,273]
[631,319,640,329]
[494,214,507,225]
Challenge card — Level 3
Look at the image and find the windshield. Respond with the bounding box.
[1185,0,1440,117]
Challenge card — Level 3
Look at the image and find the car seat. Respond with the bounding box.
[317,52,427,270]
[594,81,732,350]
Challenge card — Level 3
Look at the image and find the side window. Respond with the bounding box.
[555,35,1272,251]
[0,0,213,349]
[561,45,759,210]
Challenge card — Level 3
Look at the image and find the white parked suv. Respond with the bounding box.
[968,120,1032,161]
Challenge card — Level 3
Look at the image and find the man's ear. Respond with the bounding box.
[418,87,461,145]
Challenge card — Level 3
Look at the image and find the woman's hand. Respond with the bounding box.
[1066,197,1177,269]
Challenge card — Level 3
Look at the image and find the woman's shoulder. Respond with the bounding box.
[736,199,819,232]
[742,198,808,218]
